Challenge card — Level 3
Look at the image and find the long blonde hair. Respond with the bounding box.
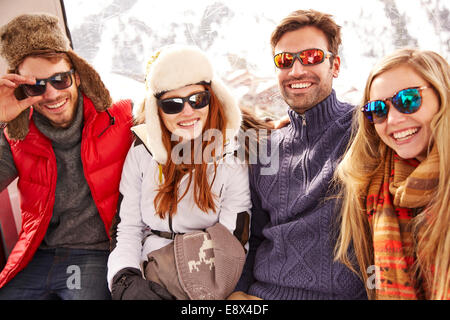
[334,49,450,299]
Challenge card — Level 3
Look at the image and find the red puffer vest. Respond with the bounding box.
[0,95,133,288]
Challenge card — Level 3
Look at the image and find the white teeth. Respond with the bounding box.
[179,119,198,127]
[46,100,66,109]
[291,83,311,89]
[393,128,418,140]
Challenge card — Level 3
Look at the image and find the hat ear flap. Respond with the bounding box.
[6,107,30,141]
[145,94,167,164]
[210,78,242,139]
[5,84,30,140]
[67,50,112,112]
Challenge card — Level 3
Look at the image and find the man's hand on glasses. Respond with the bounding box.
[0,74,43,125]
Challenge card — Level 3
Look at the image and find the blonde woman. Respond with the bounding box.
[335,48,450,300]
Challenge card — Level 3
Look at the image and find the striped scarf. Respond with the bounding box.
[366,146,439,299]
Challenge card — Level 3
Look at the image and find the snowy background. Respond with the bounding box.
[64,0,449,118]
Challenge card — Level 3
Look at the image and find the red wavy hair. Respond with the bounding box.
[154,84,227,218]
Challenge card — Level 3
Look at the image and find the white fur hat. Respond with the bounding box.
[141,45,242,164]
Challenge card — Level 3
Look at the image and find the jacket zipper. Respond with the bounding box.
[301,114,307,126]
[300,114,309,188]
[300,114,306,141]
[98,109,116,138]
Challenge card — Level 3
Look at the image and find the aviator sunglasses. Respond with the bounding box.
[20,69,75,97]
[273,48,333,69]
[157,91,211,114]
[362,86,429,124]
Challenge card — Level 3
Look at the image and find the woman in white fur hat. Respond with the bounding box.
[107,45,252,300]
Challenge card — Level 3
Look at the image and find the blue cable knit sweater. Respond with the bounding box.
[236,91,367,300]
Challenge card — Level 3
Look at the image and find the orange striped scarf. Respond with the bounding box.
[366,147,439,300]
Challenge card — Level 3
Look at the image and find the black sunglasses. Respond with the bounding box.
[157,91,211,114]
[20,69,75,97]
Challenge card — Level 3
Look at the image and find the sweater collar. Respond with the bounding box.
[287,90,351,137]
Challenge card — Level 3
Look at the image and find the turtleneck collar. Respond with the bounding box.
[33,91,84,150]
[287,90,352,138]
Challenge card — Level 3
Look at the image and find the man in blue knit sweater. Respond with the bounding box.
[231,10,367,300]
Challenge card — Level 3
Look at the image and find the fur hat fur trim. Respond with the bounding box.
[0,13,112,140]
[143,45,241,164]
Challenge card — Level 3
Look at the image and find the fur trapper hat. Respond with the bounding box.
[138,45,241,164]
[0,13,112,140]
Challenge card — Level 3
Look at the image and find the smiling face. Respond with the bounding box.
[274,26,340,114]
[370,65,440,161]
[18,56,80,128]
[159,84,209,141]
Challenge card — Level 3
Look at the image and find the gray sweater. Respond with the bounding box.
[236,91,367,299]
[0,95,109,250]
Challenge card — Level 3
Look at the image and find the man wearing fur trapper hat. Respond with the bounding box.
[0,13,133,299]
